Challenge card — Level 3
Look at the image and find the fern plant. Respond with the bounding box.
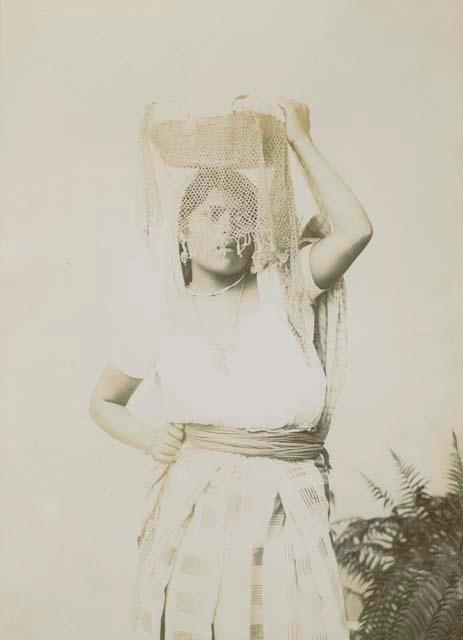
[331,431,463,640]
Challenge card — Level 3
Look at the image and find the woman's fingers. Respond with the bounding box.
[162,433,184,449]
[159,447,178,458]
[152,444,178,461]
[149,422,186,463]
[167,423,186,441]
[275,96,311,146]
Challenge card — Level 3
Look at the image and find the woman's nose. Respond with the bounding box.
[217,212,233,235]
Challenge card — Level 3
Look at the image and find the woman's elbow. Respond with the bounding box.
[346,221,373,251]
[359,223,373,247]
[87,364,139,424]
[345,204,374,246]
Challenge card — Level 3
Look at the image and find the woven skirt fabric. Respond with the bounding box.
[133,447,349,640]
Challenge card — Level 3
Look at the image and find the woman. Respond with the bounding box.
[89,97,373,639]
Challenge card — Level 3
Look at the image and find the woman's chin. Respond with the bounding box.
[195,255,248,277]
[216,248,242,263]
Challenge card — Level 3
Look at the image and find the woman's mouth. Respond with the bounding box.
[216,242,235,252]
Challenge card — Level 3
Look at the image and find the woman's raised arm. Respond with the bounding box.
[278,97,373,290]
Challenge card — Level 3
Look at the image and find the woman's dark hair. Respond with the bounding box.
[178,167,258,285]
[178,167,258,225]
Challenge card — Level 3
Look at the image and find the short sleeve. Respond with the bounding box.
[110,311,160,379]
[108,256,164,379]
[298,241,328,302]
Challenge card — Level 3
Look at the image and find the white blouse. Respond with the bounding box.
[111,242,327,432]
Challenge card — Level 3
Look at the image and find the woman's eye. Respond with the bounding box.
[202,205,246,226]
[204,206,219,220]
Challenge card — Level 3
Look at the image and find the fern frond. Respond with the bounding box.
[336,435,463,639]
[447,607,463,640]
[333,516,399,584]
[359,472,395,510]
[425,572,463,640]
[389,449,429,511]
[387,572,447,640]
[447,430,463,500]
[358,567,419,639]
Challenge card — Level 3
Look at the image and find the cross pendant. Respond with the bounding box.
[213,343,236,373]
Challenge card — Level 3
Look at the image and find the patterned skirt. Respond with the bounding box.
[133,444,349,640]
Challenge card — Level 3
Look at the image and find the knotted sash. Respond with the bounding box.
[183,423,332,507]
[184,422,329,464]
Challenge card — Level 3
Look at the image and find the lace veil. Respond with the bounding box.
[134,95,347,441]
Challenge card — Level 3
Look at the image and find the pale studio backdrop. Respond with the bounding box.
[2,1,462,638]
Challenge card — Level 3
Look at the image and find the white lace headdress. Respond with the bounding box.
[135,95,348,441]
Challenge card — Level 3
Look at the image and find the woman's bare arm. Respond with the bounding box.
[89,364,186,462]
[88,364,156,453]
[278,97,373,289]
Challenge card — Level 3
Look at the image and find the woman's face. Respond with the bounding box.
[184,188,255,276]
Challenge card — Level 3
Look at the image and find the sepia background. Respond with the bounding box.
[2,1,462,638]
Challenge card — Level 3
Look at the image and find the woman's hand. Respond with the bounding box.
[277,97,312,147]
[148,422,186,464]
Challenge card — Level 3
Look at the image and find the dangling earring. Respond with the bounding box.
[180,247,189,265]
[181,255,192,286]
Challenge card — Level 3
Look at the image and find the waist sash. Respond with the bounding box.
[184,423,330,469]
